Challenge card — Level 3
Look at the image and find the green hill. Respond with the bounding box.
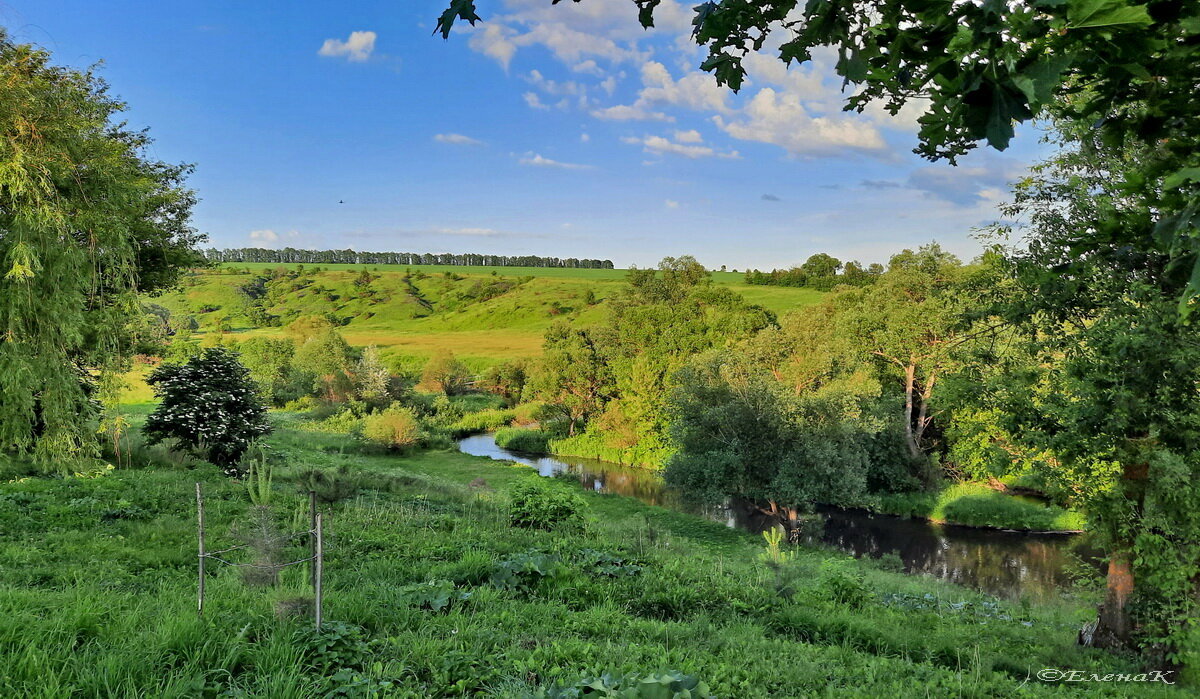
[150,264,825,370]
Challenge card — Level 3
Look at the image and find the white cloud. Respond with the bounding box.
[468,24,518,71]
[590,104,672,122]
[594,61,731,123]
[247,229,306,249]
[524,92,549,110]
[434,133,483,145]
[713,87,887,157]
[518,152,592,170]
[673,129,702,144]
[435,227,503,237]
[622,133,739,160]
[637,61,731,113]
[318,31,377,63]
[580,133,590,143]
[665,199,680,209]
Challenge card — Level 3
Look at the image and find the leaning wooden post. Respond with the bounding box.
[314,511,324,631]
[196,482,206,617]
[309,490,318,592]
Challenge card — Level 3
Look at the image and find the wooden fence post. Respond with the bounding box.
[309,490,317,592]
[196,482,205,617]
[314,511,324,631]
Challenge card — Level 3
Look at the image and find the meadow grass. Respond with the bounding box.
[0,413,1174,696]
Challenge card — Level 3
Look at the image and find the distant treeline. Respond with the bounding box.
[744,253,883,290]
[204,248,614,269]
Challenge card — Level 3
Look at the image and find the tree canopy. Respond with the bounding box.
[0,32,201,465]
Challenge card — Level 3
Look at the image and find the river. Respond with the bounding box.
[457,433,1101,600]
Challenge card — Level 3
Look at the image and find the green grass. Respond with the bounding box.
[0,414,1178,696]
[877,482,1087,532]
[494,427,550,454]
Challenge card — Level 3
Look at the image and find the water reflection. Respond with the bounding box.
[457,433,1099,599]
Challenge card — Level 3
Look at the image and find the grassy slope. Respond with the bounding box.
[0,411,1175,696]
[153,265,824,369]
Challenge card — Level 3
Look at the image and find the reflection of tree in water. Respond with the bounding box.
[460,433,1097,599]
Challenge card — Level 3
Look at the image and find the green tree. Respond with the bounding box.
[832,244,982,462]
[143,347,271,471]
[478,359,528,406]
[293,329,354,401]
[236,337,295,406]
[664,353,871,526]
[0,33,201,465]
[528,324,614,436]
[799,253,841,279]
[419,349,472,396]
[973,135,1200,663]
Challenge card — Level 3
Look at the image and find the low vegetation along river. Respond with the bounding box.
[458,433,1100,600]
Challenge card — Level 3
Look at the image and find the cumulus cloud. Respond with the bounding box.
[621,132,739,160]
[469,24,518,70]
[713,87,887,157]
[591,104,672,122]
[434,133,483,145]
[519,152,593,170]
[318,31,377,62]
[248,229,306,249]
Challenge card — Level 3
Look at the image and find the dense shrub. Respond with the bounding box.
[495,427,550,454]
[361,406,422,451]
[818,558,871,609]
[507,478,586,531]
[419,349,472,395]
[143,347,272,472]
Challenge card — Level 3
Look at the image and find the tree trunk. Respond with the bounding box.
[902,363,920,458]
[1087,460,1148,650]
[1091,551,1136,648]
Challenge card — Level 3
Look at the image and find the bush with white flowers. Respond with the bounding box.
[143,347,272,473]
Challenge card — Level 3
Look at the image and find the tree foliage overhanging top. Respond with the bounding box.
[437,0,1200,303]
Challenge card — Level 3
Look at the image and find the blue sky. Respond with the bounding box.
[2,0,1050,270]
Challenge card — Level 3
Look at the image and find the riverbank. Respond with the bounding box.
[1,418,1177,695]
[493,427,1088,535]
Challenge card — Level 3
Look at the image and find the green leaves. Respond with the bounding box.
[1164,168,1200,190]
[1011,55,1072,109]
[635,0,663,29]
[1066,0,1152,29]
[434,0,481,40]
[699,52,744,91]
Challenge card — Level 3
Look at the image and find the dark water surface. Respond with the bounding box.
[457,433,1100,599]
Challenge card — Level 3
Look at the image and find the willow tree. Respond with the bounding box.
[0,33,201,466]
